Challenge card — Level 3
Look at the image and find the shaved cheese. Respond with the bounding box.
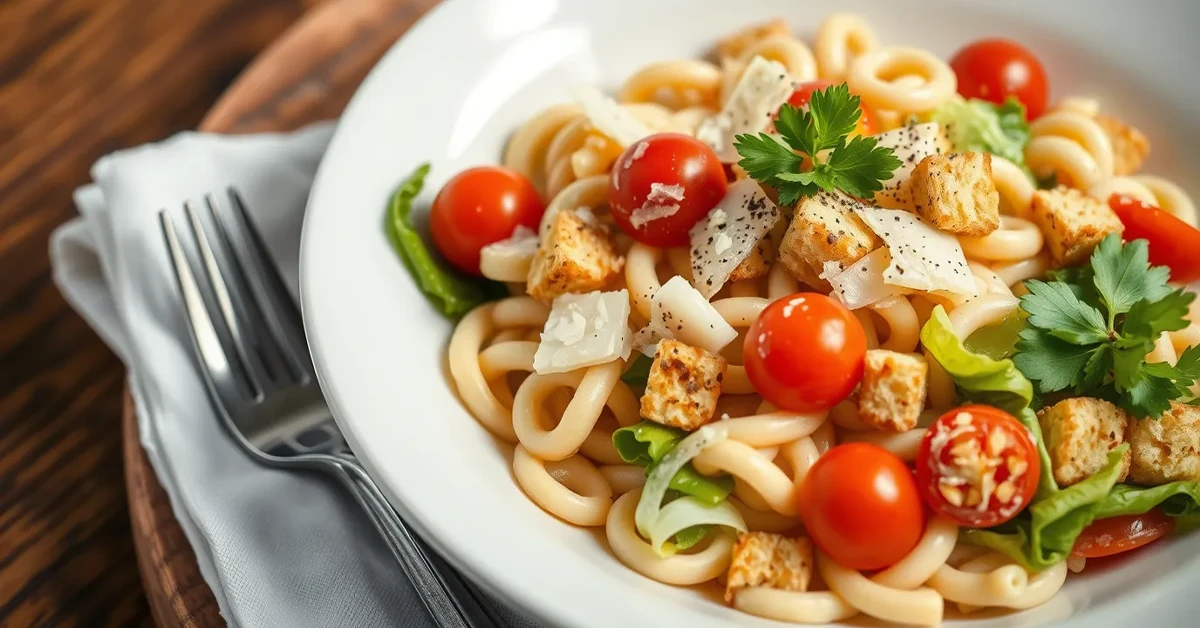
[872,122,943,208]
[688,179,781,298]
[853,207,976,295]
[629,182,685,229]
[533,290,632,374]
[571,86,651,148]
[695,56,795,162]
[823,248,913,309]
[479,225,539,282]
[637,276,737,355]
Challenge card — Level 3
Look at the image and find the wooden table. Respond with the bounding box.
[0,0,426,625]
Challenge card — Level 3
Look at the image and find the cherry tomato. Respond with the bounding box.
[782,80,875,136]
[743,293,866,413]
[1109,194,1200,283]
[429,166,544,275]
[609,133,728,247]
[916,405,1041,528]
[949,39,1049,119]
[798,443,925,571]
[1072,510,1175,559]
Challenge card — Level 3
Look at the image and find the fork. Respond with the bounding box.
[159,189,502,628]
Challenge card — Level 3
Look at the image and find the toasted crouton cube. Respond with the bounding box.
[908,153,1000,236]
[858,350,928,432]
[726,532,812,604]
[1096,113,1150,176]
[527,210,623,304]
[640,339,727,431]
[1038,398,1130,487]
[715,19,790,60]
[778,192,880,291]
[1029,187,1124,267]
[1128,402,1200,485]
[728,238,774,283]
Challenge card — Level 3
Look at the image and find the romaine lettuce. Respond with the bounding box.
[612,421,735,505]
[932,97,1031,176]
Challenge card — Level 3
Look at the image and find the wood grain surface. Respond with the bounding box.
[0,0,430,625]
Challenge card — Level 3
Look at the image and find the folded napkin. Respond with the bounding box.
[50,126,537,628]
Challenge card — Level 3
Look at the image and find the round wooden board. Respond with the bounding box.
[121,0,438,624]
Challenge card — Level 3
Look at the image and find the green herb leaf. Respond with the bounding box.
[1014,328,1095,392]
[620,354,654,387]
[1091,235,1173,322]
[1123,290,1195,339]
[733,83,899,204]
[385,164,502,318]
[1020,280,1109,345]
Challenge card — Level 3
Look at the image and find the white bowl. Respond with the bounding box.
[300,1,1200,625]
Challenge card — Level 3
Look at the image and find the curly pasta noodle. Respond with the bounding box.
[991,155,1037,218]
[814,13,880,82]
[720,35,818,102]
[960,216,1045,262]
[511,362,640,461]
[1025,110,1114,189]
[607,489,737,585]
[514,445,613,526]
[1090,174,1198,227]
[847,46,956,114]
[618,60,723,109]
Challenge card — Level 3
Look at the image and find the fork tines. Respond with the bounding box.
[160,190,313,410]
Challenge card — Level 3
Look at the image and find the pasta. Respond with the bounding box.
[418,12,1200,627]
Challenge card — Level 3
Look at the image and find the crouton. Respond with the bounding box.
[715,19,790,61]
[1038,398,1130,487]
[1029,186,1124,267]
[725,532,812,604]
[908,153,1000,236]
[640,339,727,431]
[858,350,928,432]
[1128,402,1200,485]
[728,237,774,283]
[527,209,623,304]
[778,192,880,291]
[1096,113,1150,176]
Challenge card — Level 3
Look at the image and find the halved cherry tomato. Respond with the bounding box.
[798,443,926,571]
[1072,510,1175,558]
[949,39,1049,119]
[609,133,728,247]
[781,80,875,136]
[916,405,1040,528]
[1109,194,1200,283]
[742,293,866,413]
[429,166,544,275]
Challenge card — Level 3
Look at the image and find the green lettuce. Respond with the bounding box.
[385,164,505,319]
[932,97,1031,175]
[612,421,734,506]
[964,309,1027,361]
[620,354,654,387]
[672,525,711,551]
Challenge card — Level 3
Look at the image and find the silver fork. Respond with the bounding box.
[158,189,502,628]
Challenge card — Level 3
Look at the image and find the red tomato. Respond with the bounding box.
[742,293,866,413]
[609,133,728,246]
[429,166,544,275]
[949,39,1049,119]
[915,405,1041,528]
[783,80,875,136]
[799,443,926,571]
[1072,510,1175,558]
[1109,194,1200,283]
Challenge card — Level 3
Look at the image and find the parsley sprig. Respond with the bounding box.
[733,83,902,206]
[1014,234,1200,418]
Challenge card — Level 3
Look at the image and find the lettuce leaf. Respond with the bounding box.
[932,97,1031,176]
[620,354,654,387]
[385,164,505,319]
[1094,481,1200,520]
[672,525,711,551]
[612,421,734,506]
[961,446,1128,571]
[964,309,1028,360]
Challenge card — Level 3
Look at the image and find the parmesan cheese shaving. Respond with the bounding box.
[632,276,737,355]
[853,207,977,295]
[571,86,652,148]
[688,179,781,299]
[823,248,913,310]
[695,56,795,162]
[533,290,632,374]
[872,122,943,209]
[479,225,539,283]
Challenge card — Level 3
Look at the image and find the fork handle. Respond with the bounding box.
[335,462,505,628]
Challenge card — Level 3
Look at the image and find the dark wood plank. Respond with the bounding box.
[0,0,327,625]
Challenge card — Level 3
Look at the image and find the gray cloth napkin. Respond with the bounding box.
[49,125,538,628]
